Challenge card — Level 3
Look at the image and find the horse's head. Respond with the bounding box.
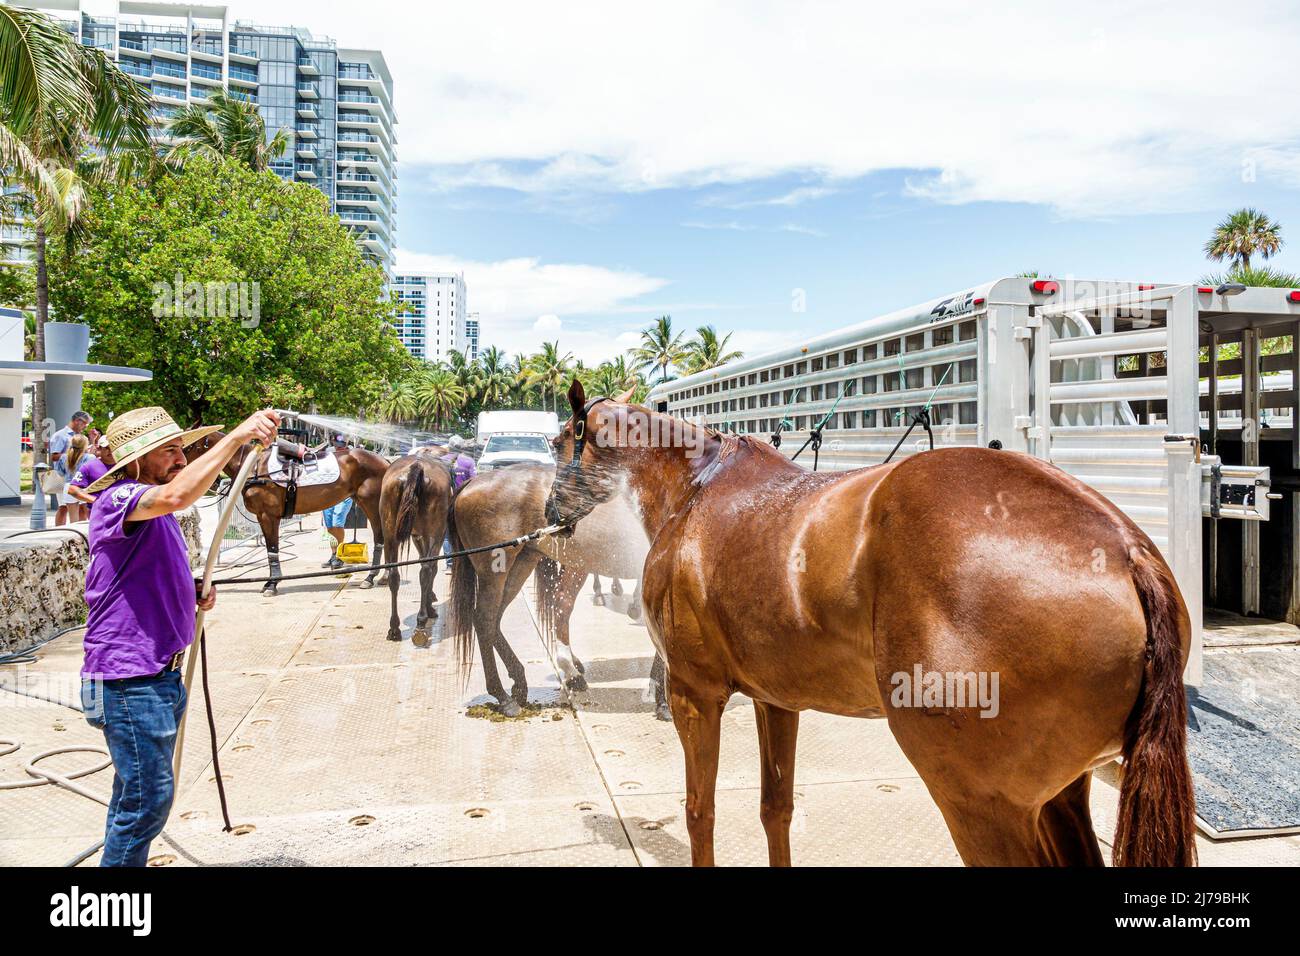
[545,379,635,528]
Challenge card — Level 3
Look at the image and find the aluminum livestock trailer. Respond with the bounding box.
[648,277,1300,684]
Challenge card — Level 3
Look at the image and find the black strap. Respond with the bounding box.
[282,478,298,519]
[882,408,935,464]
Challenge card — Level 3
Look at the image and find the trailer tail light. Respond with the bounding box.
[1198,286,1214,294]
[1137,283,1156,291]
[1030,280,1058,295]
[1289,290,1300,303]
[973,297,985,306]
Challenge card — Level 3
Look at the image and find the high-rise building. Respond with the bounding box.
[465,312,480,362]
[5,2,397,278]
[392,273,469,364]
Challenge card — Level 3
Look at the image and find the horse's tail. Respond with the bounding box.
[1113,545,1197,867]
[446,496,477,677]
[533,555,563,652]
[390,463,424,561]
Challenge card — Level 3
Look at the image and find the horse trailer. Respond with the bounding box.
[647,277,1300,683]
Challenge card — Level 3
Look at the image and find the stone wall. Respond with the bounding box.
[0,507,202,657]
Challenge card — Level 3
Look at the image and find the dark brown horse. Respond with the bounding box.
[448,460,658,718]
[379,449,453,646]
[188,435,390,595]
[545,380,1197,867]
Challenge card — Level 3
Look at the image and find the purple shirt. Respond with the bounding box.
[442,452,477,490]
[70,456,109,492]
[82,479,195,680]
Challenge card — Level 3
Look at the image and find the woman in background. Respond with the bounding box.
[55,433,90,524]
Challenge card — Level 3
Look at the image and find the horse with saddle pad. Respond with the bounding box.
[545,379,1197,867]
[187,434,390,595]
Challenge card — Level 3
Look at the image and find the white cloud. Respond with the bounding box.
[395,249,670,364]
[250,0,1300,218]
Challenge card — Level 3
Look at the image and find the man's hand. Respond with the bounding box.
[229,409,280,447]
[197,583,216,612]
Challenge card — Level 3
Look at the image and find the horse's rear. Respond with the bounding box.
[860,447,1195,866]
[380,452,453,645]
[644,442,1195,866]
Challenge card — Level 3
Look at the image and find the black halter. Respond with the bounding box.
[566,396,610,480]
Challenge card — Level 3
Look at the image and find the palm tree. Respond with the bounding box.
[412,367,467,431]
[682,325,743,374]
[374,378,420,423]
[165,89,290,172]
[628,314,685,384]
[1204,208,1283,272]
[526,341,575,413]
[1,2,153,464]
[476,346,513,408]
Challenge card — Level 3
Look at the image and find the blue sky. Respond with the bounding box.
[232,0,1300,365]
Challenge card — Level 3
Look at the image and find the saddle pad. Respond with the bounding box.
[265,447,341,488]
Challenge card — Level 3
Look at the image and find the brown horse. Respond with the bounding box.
[545,379,1197,867]
[188,435,390,595]
[448,461,659,718]
[379,449,453,646]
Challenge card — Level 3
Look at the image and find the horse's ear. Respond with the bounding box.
[613,386,636,404]
[567,378,586,420]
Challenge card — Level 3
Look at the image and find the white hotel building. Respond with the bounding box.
[392,273,472,365]
[7,1,397,279]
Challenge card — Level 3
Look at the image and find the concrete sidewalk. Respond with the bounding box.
[2,516,1299,866]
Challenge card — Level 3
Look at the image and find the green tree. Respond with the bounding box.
[476,345,513,408]
[412,367,467,431]
[682,324,743,374]
[1204,208,1283,271]
[628,314,685,384]
[1200,264,1300,288]
[526,341,575,413]
[48,155,406,427]
[165,89,290,172]
[1,2,153,462]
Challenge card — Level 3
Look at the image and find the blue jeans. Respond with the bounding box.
[81,670,187,867]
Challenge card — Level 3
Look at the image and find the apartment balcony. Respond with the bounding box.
[297,83,319,99]
[227,89,255,104]
[296,145,318,160]
[297,56,320,76]
[338,171,379,184]
[152,63,187,81]
[191,39,223,61]
[295,124,319,139]
[338,113,380,129]
[336,190,386,211]
[296,103,319,120]
[119,61,152,79]
[151,86,188,106]
[152,45,188,63]
[229,47,259,64]
[338,92,380,108]
[191,65,222,84]
[295,163,318,179]
[118,39,149,57]
[229,70,259,88]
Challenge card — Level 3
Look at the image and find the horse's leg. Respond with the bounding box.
[553,567,588,691]
[627,578,642,622]
[670,681,725,866]
[472,570,516,716]
[1036,773,1105,866]
[753,701,800,867]
[610,577,623,597]
[412,538,435,648]
[648,652,671,721]
[358,493,384,590]
[494,549,537,706]
[385,543,403,642]
[257,509,282,597]
[928,792,1045,866]
[591,574,605,606]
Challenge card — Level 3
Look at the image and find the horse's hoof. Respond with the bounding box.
[655,702,673,722]
[575,658,586,675]
[412,628,431,649]
[358,579,374,590]
[565,673,588,693]
[261,585,277,597]
[386,629,402,642]
[611,582,624,596]
[626,604,642,622]
[497,698,521,718]
[511,684,529,706]
[592,595,606,607]
[375,573,391,586]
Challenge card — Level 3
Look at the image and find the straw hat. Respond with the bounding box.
[84,406,223,493]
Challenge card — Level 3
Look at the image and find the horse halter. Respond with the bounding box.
[554,396,610,522]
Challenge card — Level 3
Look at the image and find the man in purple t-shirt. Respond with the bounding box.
[79,405,279,867]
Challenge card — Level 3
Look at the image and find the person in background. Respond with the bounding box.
[48,410,91,523]
[55,433,90,524]
[321,496,353,571]
[80,405,279,867]
[439,449,477,555]
[67,436,115,515]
